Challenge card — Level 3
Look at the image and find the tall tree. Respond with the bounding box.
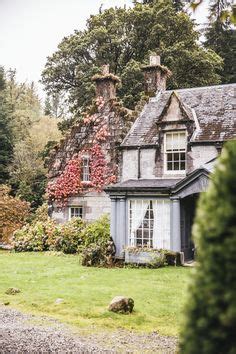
[204,0,236,83]
[0,66,13,184]
[180,141,236,354]
[42,0,222,114]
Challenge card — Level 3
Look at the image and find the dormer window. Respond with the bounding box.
[164,131,186,173]
[82,157,90,182]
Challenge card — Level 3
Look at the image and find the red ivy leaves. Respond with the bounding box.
[47,144,117,206]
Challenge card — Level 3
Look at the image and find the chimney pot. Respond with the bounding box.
[102,64,110,75]
[150,55,160,66]
[141,55,171,95]
[92,65,120,102]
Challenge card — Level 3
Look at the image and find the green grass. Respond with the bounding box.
[0,251,191,336]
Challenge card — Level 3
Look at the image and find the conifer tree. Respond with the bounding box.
[0,66,13,183]
[180,141,236,354]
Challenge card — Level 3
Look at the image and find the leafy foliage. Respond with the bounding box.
[204,0,236,84]
[13,212,113,266]
[42,0,222,113]
[47,144,116,206]
[80,215,115,267]
[180,141,236,354]
[0,185,29,242]
[0,67,13,183]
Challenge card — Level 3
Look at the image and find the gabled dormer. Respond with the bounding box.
[154,91,197,178]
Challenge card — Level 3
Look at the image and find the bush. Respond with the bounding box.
[0,185,29,243]
[80,215,116,266]
[13,221,50,252]
[48,218,85,254]
[179,142,236,354]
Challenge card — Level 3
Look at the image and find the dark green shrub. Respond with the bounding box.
[180,142,236,354]
[80,215,115,266]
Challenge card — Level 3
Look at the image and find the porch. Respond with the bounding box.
[105,168,210,263]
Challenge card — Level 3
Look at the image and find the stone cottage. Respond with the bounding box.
[48,56,236,261]
[47,64,134,222]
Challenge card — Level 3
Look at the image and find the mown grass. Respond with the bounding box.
[0,251,191,336]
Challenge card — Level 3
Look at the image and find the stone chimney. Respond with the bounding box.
[142,55,171,95]
[92,64,120,101]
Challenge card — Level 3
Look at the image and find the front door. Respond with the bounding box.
[180,194,199,260]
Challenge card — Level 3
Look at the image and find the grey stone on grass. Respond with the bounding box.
[109,296,134,313]
[5,287,21,295]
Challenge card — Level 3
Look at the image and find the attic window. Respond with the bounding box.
[164,131,186,173]
[82,157,90,182]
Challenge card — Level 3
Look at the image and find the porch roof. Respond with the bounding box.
[105,168,211,197]
[105,178,181,193]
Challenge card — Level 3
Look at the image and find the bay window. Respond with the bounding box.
[128,199,170,249]
[164,131,186,173]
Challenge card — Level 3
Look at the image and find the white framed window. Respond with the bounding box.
[82,157,90,182]
[128,199,170,249]
[69,206,83,220]
[164,131,186,173]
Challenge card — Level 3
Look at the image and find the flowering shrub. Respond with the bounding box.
[13,212,114,267]
[48,218,85,254]
[13,217,85,253]
[13,221,51,252]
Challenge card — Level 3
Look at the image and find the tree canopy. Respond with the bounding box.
[42,0,223,113]
[0,67,13,184]
[204,0,236,83]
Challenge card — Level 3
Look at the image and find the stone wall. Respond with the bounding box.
[121,144,218,181]
[52,191,111,223]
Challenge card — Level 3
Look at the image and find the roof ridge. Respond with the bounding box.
[165,83,236,93]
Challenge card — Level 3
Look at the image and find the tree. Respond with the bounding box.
[42,0,223,114]
[5,70,42,143]
[0,66,13,184]
[9,115,61,208]
[204,1,236,83]
[0,185,29,242]
[180,141,236,354]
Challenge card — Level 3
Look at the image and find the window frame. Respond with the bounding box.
[81,156,90,182]
[69,206,83,220]
[164,130,187,175]
[128,199,154,248]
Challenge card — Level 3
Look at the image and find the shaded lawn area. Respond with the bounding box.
[0,251,191,336]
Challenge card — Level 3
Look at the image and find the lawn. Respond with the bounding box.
[0,251,191,336]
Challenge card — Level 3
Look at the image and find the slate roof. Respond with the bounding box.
[105,178,181,192]
[122,84,236,147]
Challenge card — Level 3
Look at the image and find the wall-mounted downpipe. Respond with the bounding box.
[138,147,141,179]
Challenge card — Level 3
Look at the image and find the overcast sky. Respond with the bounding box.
[0,0,208,99]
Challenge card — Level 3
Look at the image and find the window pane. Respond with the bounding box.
[181,161,186,170]
[166,133,173,150]
[178,132,186,149]
[167,153,172,162]
[173,153,179,162]
[174,162,179,170]
[167,162,172,170]
[180,152,186,161]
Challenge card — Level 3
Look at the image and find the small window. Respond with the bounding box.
[69,206,83,220]
[82,157,90,182]
[164,131,186,173]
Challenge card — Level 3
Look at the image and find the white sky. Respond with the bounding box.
[0,0,208,99]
